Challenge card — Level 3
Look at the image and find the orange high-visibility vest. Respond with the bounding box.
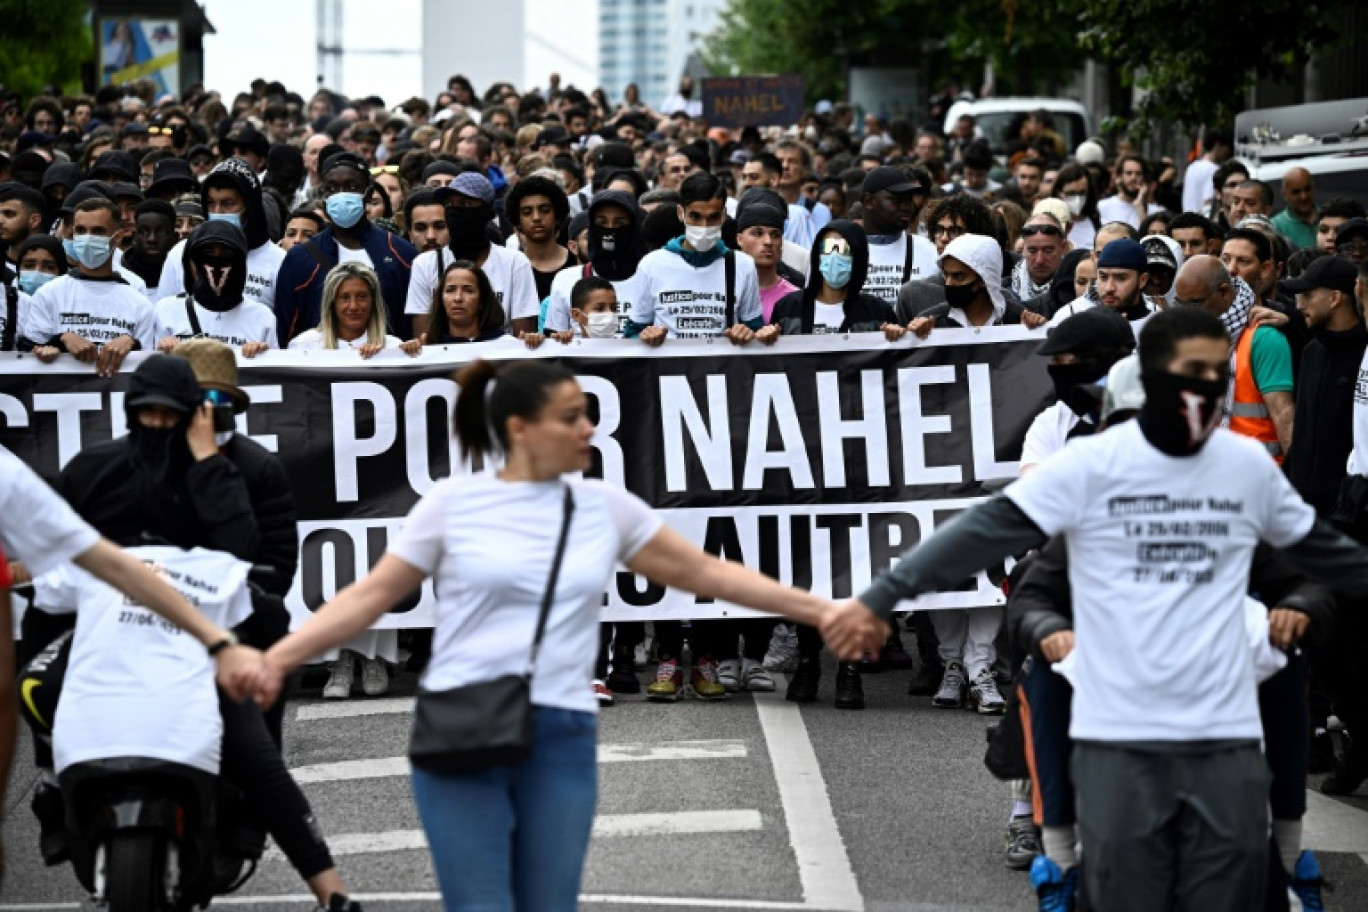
[1229,325,1283,463]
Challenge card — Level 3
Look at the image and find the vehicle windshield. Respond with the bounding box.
[971,111,1088,157]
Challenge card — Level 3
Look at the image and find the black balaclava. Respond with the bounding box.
[1138,369,1226,457]
[586,189,643,281]
[185,220,249,311]
[124,356,202,482]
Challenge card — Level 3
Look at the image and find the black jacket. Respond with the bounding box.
[58,434,297,597]
[771,218,895,334]
[1008,537,1336,664]
[919,296,1029,329]
[1286,323,1367,516]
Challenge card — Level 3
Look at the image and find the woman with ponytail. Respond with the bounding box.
[250,359,889,911]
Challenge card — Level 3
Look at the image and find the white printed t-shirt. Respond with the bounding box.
[1005,421,1315,742]
[543,264,645,335]
[629,248,762,339]
[404,246,540,329]
[863,233,937,307]
[154,295,278,348]
[155,240,285,309]
[23,274,160,350]
[44,546,253,775]
[0,445,99,576]
[389,476,662,714]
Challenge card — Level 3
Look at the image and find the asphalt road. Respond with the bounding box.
[4,652,1368,911]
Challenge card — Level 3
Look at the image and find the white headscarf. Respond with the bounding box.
[939,233,1006,318]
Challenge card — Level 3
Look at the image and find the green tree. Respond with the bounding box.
[1076,0,1361,132]
[0,0,92,99]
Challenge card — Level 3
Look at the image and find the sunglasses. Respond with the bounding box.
[148,126,175,136]
[1021,223,1063,238]
[371,165,400,175]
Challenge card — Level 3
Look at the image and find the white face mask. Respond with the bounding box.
[1064,194,1087,218]
[684,224,721,252]
[586,312,618,338]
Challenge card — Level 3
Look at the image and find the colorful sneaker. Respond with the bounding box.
[1004,816,1042,870]
[969,667,1006,715]
[1287,850,1327,911]
[742,657,776,692]
[932,660,966,708]
[717,658,743,692]
[1030,855,1078,912]
[762,623,799,673]
[593,679,615,707]
[647,658,682,702]
[691,658,728,700]
[880,630,915,670]
[322,653,355,699]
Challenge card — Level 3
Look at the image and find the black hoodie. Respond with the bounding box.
[770,219,894,335]
[202,158,270,249]
[586,189,643,281]
[182,220,250,311]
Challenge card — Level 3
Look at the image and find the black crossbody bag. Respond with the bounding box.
[408,486,575,774]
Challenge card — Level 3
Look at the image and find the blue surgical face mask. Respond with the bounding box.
[71,235,114,270]
[819,251,853,289]
[62,237,77,262]
[325,192,365,229]
[208,212,242,229]
[18,270,57,295]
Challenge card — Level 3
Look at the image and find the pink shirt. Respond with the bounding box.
[760,278,800,323]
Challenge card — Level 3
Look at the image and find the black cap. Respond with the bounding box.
[1142,237,1177,272]
[1037,306,1136,357]
[861,165,918,197]
[147,158,198,198]
[1279,255,1359,295]
[534,126,570,149]
[125,355,203,415]
[121,122,149,136]
[89,150,139,184]
[225,128,269,158]
[108,181,144,202]
[1336,217,1368,244]
[320,151,368,178]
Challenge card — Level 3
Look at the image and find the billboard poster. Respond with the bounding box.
[100,18,180,94]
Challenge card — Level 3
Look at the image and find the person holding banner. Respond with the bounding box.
[245,358,889,911]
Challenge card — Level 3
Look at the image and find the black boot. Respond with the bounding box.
[786,655,821,703]
[834,662,865,710]
[31,782,69,866]
[606,648,641,694]
[1321,748,1368,796]
[907,613,943,695]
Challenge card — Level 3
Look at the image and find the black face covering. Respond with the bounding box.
[190,251,247,311]
[944,281,982,310]
[127,420,189,482]
[589,224,638,281]
[1047,360,1108,418]
[446,203,495,259]
[1137,370,1227,457]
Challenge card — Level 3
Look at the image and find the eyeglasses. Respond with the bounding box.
[1021,223,1063,238]
[931,224,965,239]
[371,165,399,175]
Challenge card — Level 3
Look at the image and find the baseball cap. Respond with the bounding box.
[1101,353,1146,423]
[1141,236,1177,272]
[1336,217,1368,244]
[1037,306,1136,357]
[1075,140,1106,166]
[320,151,368,178]
[435,170,494,205]
[1032,197,1072,229]
[861,165,918,197]
[1279,255,1358,295]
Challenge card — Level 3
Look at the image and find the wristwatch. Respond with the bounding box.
[207,631,240,656]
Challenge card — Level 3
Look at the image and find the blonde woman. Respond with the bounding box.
[289,261,419,697]
[289,261,424,359]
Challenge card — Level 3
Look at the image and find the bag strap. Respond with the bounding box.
[901,234,915,285]
[184,296,203,336]
[302,239,338,270]
[724,250,736,327]
[2,283,16,352]
[526,486,575,675]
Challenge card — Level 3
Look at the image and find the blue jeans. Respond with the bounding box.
[410,706,598,912]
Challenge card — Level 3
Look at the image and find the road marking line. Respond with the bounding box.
[753,682,864,912]
[295,697,415,721]
[0,891,847,910]
[265,811,764,860]
[1303,790,1368,853]
[291,740,749,783]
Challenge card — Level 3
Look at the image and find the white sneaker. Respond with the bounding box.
[360,657,390,696]
[742,657,776,692]
[323,653,355,699]
[633,639,651,669]
[716,658,743,693]
[763,623,799,673]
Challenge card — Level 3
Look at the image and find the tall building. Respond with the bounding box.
[421,0,598,101]
[599,0,722,108]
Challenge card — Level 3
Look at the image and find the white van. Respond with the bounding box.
[943,97,1092,159]
[1236,98,1368,209]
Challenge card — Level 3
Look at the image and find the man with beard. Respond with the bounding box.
[274,152,416,343]
[155,221,277,355]
[1098,154,1161,229]
[155,158,286,309]
[120,199,176,289]
[860,165,938,306]
[405,170,538,338]
[1048,238,1155,332]
[543,189,643,337]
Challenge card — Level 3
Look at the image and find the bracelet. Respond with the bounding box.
[207,632,239,656]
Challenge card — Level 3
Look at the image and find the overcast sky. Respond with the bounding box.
[201,0,422,106]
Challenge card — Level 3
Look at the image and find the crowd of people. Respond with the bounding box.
[0,69,1367,911]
